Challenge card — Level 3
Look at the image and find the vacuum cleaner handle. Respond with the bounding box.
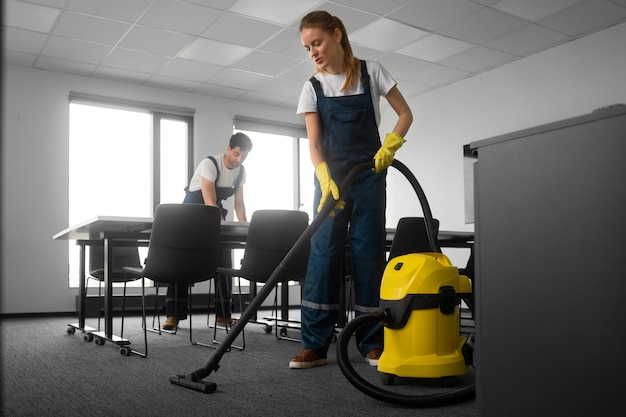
[390,159,441,253]
[170,160,375,392]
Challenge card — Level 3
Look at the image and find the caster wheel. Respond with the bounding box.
[83,333,94,343]
[279,328,288,337]
[119,347,131,356]
[67,327,76,335]
[264,325,272,334]
[441,376,455,387]
[94,337,105,346]
[380,373,395,386]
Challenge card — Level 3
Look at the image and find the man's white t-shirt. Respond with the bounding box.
[187,154,245,193]
[296,60,397,126]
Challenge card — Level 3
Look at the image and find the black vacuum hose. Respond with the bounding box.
[336,311,476,407]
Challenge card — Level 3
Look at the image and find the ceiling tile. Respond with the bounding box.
[35,56,96,76]
[485,24,570,56]
[41,37,112,64]
[120,26,195,56]
[138,0,222,35]
[232,51,302,76]
[4,0,60,32]
[438,7,528,44]
[3,0,623,107]
[537,0,626,35]
[259,28,308,59]
[53,12,131,45]
[395,34,475,62]
[145,75,202,92]
[3,51,38,67]
[314,1,380,32]
[412,63,470,87]
[279,61,317,81]
[4,27,48,55]
[201,13,283,48]
[208,67,273,90]
[395,80,432,98]
[230,0,323,25]
[64,0,152,23]
[351,44,387,61]
[388,0,484,32]
[186,0,238,10]
[179,38,252,65]
[350,18,430,52]
[492,0,584,21]
[439,45,516,73]
[377,53,432,82]
[330,0,412,16]
[92,66,153,84]
[102,48,170,73]
[253,76,304,98]
[194,83,247,100]
[157,58,222,82]
[237,90,289,106]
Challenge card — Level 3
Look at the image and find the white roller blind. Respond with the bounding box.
[234,116,307,139]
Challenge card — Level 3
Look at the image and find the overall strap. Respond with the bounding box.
[208,155,245,193]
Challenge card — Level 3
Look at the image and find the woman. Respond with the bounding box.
[290,11,413,369]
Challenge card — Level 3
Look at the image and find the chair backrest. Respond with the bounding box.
[89,244,142,281]
[142,203,222,284]
[238,210,309,283]
[388,217,439,261]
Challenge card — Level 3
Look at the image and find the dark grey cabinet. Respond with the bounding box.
[469,105,626,417]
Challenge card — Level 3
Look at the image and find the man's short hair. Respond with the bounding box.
[230,132,253,152]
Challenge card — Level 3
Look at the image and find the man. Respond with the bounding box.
[162,132,253,330]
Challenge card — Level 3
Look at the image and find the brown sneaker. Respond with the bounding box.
[162,316,178,331]
[289,348,327,369]
[365,348,382,366]
[216,317,237,326]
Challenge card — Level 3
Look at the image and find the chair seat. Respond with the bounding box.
[91,267,144,282]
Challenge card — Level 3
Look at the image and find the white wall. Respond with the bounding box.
[383,22,626,233]
[2,21,625,314]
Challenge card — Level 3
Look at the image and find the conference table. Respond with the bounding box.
[53,215,473,349]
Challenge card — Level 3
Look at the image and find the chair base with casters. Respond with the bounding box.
[82,244,144,356]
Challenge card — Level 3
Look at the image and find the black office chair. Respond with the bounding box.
[216,209,309,346]
[83,244,143,343]
[123,203,222,357]
[388,217,440,261]
[389,216,475,325]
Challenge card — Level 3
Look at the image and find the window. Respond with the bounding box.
[68,99,193,287]
[231,121,312,284]
[232,117,311,217]
[234,130,313,218]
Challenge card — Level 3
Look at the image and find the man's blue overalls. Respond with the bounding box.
[301,61,386,356]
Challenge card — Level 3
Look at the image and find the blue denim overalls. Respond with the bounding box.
[301,61,386,356]
[183,156,244,219]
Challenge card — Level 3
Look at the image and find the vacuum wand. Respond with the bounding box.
[169,160,374,393]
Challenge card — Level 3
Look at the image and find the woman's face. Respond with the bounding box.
[301,26,343,74]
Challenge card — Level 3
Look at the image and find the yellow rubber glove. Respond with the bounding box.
[374,132,406,173]
[315,161,345,216]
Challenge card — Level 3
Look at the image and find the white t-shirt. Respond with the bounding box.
[296,60,397,126]
[187,154,245,193]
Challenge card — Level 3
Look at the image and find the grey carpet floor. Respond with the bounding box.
[1,315,480,417]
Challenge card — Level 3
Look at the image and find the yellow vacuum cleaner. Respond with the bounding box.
[377,252,472,384]
[336,160,476,407]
